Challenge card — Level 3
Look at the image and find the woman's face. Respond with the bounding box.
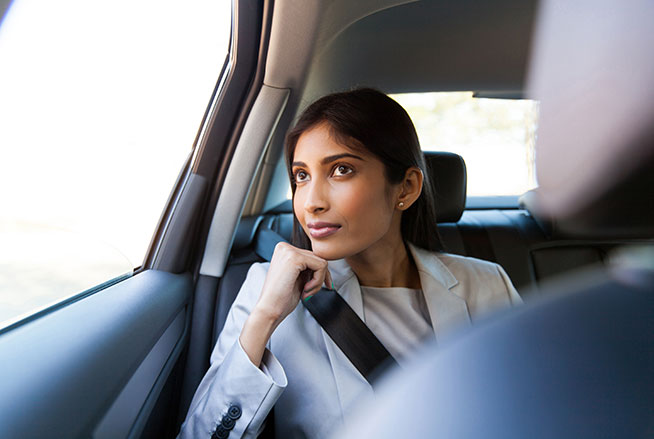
[291,122,402,260]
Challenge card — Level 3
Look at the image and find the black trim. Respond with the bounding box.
[176,0,274,429]
[152,173,208,273]
[191,0,274,278]
[142,33,230,272]
[143,0,274,275]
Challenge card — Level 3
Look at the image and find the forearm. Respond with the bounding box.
[239,308,279,367]
[179,335,287,439]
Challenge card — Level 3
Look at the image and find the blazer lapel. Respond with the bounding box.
[318,259,373,418]
[407,242,471,338]
[316,244,471,418]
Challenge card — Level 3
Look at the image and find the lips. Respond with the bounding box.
[307,222,341,238]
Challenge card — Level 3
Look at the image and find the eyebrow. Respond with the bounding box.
[292,153,364,168]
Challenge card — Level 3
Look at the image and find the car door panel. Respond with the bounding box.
[0,270,191,439]
[94,307,186,439]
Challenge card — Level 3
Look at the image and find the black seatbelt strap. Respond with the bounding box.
[254,224,398,385]
[302,287,398,383]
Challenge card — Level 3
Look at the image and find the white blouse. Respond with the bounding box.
[360,285,435,365]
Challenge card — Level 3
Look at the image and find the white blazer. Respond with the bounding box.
[178,242,521,439]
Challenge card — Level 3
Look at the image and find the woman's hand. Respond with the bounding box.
[256,242,333,325]
[240,242,332,366]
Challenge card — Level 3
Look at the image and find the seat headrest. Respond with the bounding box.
[424,151,467,223]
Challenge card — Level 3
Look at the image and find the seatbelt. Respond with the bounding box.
[303,287,398,383]
[254,223,283,262]
[254,224,398,385]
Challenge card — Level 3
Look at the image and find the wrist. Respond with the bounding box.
[240,307,279,367]
[250,305,282,334]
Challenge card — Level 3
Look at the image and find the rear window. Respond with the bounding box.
[391,92,539,198]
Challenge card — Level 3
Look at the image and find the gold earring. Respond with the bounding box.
[398,202,404,208]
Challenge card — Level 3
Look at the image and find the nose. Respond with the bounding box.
[303,178,329,214]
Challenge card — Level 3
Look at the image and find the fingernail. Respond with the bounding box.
[331,281,335,290]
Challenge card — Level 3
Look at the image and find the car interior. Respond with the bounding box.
[1,0,652,438]
[337,0,654,435]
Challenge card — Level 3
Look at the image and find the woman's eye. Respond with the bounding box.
[294,170,309,182]
[333,165,353,176]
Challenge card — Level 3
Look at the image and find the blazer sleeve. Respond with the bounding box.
[178,262,288,439]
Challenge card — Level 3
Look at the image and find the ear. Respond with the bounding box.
[396,166,423,210]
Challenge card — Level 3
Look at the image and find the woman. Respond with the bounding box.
[179,88,521,439]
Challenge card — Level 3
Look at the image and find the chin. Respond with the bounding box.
[310,241,348,261]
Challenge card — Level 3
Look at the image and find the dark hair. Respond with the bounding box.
[285,88,442,252]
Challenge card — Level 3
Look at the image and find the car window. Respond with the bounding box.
[0,0,230,329]
[390,92,539,198]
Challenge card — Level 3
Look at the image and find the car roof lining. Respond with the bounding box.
[263,0,416,90]
[264,0,536,97]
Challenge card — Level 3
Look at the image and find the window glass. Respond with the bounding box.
[0,0,230,328]
[391,92,539,197]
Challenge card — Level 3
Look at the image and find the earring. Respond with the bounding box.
[398,202,405,208]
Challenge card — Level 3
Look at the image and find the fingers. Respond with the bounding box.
[300,260,335,300]
[271,242,333,299]
[301,261,328,295]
